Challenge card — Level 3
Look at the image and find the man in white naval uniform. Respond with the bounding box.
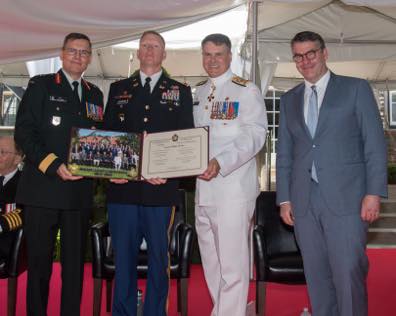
[194,33,267,316]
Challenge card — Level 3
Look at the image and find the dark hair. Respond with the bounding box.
[291,31,326,49]
[201,33,231,50]
[140,30,165,47]
[62,33,92,50]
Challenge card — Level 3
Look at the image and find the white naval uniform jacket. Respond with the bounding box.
[193,69,268,206]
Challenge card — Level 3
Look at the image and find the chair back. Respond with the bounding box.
[0,228,27,279]
[168,189,187,256]
[255,191,300,257]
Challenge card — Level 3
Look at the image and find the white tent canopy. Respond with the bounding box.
[0,0,244,64]
[243,0,396,90]
[2,0,396,91]
[0,3,248,94]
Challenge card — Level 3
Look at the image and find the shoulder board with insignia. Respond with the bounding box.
[231,76,249,87]
[196,79,208,86]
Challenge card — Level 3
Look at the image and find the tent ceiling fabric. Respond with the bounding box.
[0,0,244,64]
[245,0,396,83]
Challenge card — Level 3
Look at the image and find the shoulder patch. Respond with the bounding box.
[232,76,249,87]
[196,79,208,86]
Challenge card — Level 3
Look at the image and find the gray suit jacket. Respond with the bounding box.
[276,73,387,216]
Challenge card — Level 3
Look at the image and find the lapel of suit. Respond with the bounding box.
[315,72,337,138]
[293,83,310,138]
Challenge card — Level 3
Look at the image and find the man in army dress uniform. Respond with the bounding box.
[104,30,193,316]
[14,33,104,316]
[0,136,23,257]
[193,33,267,316]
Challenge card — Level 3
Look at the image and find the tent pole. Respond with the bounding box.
[250,0,259,85]
[249,0,260,283]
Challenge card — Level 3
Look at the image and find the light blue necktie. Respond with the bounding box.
[307,85,318,182]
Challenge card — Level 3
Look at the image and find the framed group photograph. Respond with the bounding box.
[68,128,142,180]
[67,127,209,180]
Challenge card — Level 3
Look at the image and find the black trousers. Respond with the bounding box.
[24,206,90,316]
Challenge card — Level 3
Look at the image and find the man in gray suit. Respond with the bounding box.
[276,31,387,316]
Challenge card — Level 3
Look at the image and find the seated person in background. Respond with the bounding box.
[0,136,23,258]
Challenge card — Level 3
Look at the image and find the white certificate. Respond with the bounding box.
[141,127,208,179]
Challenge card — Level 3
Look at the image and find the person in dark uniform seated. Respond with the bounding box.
[14,33,104,316]
[104,30,194,316]
[0,136,23,259]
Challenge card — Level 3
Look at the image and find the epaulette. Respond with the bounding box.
[196,79,208,86]
[0,209,22,232]
[231,76,249,87]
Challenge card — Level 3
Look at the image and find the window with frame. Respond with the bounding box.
[0,85,24,127]
[264,89,283,153]
[388,90,396,127]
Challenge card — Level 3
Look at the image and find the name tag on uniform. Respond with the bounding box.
[49,96,67,103]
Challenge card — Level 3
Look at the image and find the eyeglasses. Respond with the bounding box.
[292,48,322,63]
[63,47,92,58]
[0,150,17,156]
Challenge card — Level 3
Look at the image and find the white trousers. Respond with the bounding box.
[195,200,255,316]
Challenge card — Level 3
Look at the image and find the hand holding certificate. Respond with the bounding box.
[67,127,208,180]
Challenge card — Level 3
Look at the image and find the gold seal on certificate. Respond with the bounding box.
[67,127,208,180]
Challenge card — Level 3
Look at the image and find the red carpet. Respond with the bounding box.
[0,249,395,315]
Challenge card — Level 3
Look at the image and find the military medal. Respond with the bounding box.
[161,87,180,105]
[86,102,103,121]
[210,100,239,120]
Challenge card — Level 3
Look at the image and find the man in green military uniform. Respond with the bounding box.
[15,32,104,316]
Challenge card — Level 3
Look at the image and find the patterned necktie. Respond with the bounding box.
[144,77,151,94]
[307,85,319,182]
[72,81,80,102]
